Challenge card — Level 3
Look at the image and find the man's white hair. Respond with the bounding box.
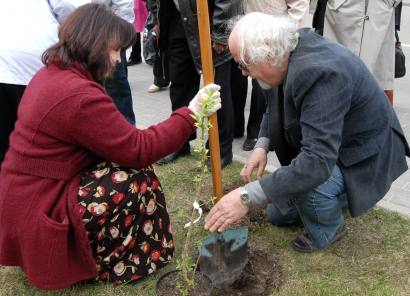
[234,12,299,67]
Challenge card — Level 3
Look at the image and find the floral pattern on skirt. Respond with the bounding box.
[77,162,174,284]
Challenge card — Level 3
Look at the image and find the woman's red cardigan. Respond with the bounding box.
[0,63,195,290]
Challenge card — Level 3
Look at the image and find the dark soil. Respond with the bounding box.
[156,270,212,296]
[210,242,283,296]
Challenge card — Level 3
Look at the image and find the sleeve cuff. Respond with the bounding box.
[246,177,295,215]
[244,181,268,207]
[254,137,270,152]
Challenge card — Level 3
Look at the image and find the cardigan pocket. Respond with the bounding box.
[40,212,69,229]
[21,213,70,289]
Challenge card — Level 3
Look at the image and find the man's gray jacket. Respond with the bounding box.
[248,28,409,217]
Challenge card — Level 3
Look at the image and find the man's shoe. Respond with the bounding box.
[221,152,233,168]
[156,145,190,165]
[147,84,161,93]
[126,58,142,66]
[242,138,257,151]
[291,224,347,253]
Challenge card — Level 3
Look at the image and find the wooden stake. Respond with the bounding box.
[196,0,223,200]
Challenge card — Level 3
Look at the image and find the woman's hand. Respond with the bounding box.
[188,84,221,116]
[240,147,267,183]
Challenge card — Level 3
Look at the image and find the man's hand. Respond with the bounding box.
[240,147,268,183]
[204,187,248,232]
[212,41,227,54]
[152,25,159,39]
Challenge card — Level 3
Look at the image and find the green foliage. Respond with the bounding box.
[179,89,219,289]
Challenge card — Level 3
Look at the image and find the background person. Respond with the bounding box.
[0,0,75,167]
[127,0,148,66]
[205,13,409,253]
[155,0,243,168]
[316,0,399,104]
[145,0,170,93]
[92,0,137,124]
[0,4,221,290]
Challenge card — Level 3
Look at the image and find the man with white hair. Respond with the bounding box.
[238,0,309,152]
[205,13,410,252]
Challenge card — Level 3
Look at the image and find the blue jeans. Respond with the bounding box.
[266,165,348,248]
[104,49,136,125]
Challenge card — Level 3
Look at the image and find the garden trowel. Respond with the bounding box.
[199,227,248,288]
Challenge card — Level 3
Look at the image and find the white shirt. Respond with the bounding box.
[0,0,74,85]
[91,0,135,23]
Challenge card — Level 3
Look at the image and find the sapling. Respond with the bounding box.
[178,87,219,291]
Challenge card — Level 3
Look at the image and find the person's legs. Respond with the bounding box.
[104,49,136,125]
[266,203,300,226]
[168,15,199,112]
[243,79,266,151]
[266,164,347,250]
[0,83,26,165]
[152,51,170,88]
[127,33,142,65]
[293,164,347,249]
[214,61,234,166]
[157,10,198,164]
[230,60,248,138]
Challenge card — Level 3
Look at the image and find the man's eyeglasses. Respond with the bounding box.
[237,61,250,71]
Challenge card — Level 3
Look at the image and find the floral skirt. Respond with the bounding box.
[77,162,174,284]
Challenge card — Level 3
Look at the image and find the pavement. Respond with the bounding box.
[127,8,410,218]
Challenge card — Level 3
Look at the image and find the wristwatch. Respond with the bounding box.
[240,187,252,208]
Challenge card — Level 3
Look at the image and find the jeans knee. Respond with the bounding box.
[266,204,299,226]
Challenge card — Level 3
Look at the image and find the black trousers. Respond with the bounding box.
[153,50,170,87]
[129,33,142,62]
[104,49,136,125]
[231,60,248,138]
[0,83,26,165]
[167,7,235,157]
[247,79,266,139]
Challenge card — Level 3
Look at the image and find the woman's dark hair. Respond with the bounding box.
[42,3,135,80]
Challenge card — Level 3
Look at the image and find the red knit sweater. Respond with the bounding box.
[0,63,195,290]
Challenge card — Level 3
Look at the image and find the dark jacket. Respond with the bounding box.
[259,29,410,217]
[158,0,243,72]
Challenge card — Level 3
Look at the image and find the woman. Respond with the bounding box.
[0,3,220,290]
[127,0,148,66]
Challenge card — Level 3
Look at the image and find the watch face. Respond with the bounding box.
[240,190,251,207]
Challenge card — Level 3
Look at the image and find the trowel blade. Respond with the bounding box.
[199,227,248,288]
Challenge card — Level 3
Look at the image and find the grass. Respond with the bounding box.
[1,156,410,296]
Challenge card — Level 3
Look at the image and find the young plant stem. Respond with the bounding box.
[180,90,216,287]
